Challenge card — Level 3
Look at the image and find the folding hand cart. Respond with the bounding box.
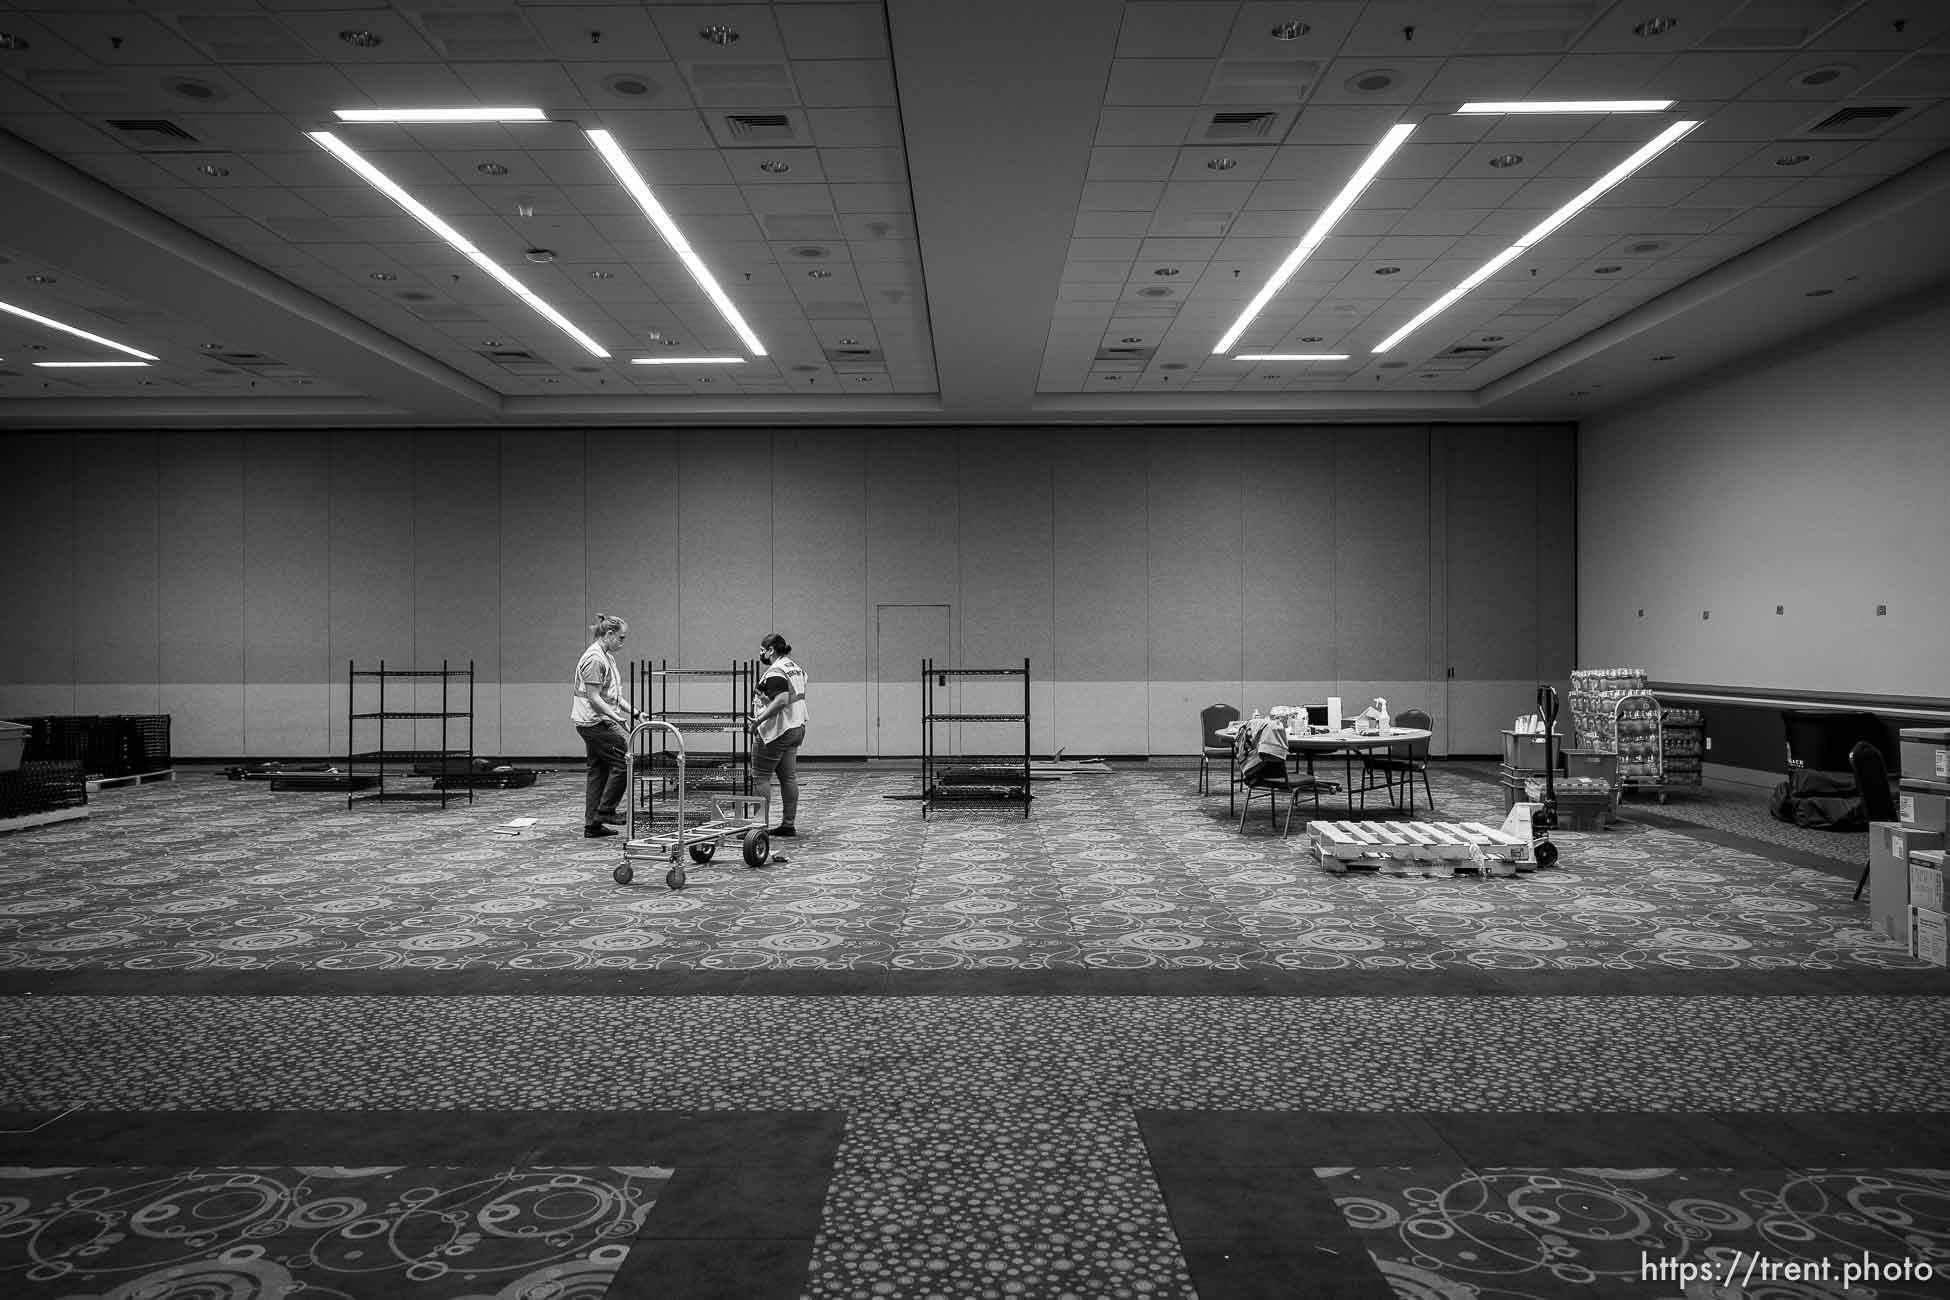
[615,719,773,890]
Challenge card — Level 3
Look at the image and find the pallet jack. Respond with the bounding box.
[1530,684,1561,869]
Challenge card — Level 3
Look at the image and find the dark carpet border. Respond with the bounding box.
[1138,1110,1950,1300]
[0,1108,841,1300]
[4,967,1949,998]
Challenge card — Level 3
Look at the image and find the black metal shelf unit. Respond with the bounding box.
[922,657,1031,819]
[629,659,755,824]
[347,660,474,809]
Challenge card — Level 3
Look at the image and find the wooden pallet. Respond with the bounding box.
[85,768,175,793]
[1310,820,1536,876]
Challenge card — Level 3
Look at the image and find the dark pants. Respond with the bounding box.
[752,725,805,827]
[577,721,627,826]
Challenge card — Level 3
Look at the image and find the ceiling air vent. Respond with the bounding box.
[1435,343,1503,363]
[1798,104,1916,137]
[107,118,201,146]
[173,13,313,60]
[1201,111,1280,140]
[415,10,547,60]
[724,113,796,144]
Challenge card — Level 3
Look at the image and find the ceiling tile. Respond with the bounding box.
[805,106,901,147]
[792,59,896,107]
[522,5,670,62]
[1107,58,1213,106]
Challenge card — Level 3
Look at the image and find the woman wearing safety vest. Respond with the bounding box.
[749,632,808,837]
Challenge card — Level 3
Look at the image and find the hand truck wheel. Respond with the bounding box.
[613,862,634,886]
[688,840,718,864]
[665,866,687,891]
[742,828,770,868]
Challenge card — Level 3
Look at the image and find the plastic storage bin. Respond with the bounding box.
[0,720,27,772]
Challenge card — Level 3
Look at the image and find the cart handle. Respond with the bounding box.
[626,719,685,850]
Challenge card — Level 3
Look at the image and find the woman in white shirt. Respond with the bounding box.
[572,613,639,838]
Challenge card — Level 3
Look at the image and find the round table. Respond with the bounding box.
[1219,724,1433,818]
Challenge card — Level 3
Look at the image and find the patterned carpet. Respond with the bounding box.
[3,762,1947,1300]
[0,763,1913,973]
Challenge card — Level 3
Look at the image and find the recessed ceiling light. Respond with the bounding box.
[1594,265,1622,274]
[807,268,832,278]
[660,337,682,347]
[1775,153,1812,167]
[604,74,652,97]
[1488,153,1523,168]
[1652,353,1675,360]
[1373,265,1400,275]
[0,33,29,51]
[1346,69,1396,94]
[1299,335,1323,343]
[1792,64,1850,88]
[789,245,829,259]
[1632,17,1679,37]
[1153,267,1180,277]
[1374,119,1699,354]
[524,248,556,264]
[1137,287,1175,298]
[25,274,55,284]
[167,77,222,102]
[200,342,220,350]
[195,164,229,178]
[476,162,509,177]
[1235,353,1349,361]
[1625,240,1666,255]
[310,130,609,357]
[1805,288,1833,296]
[480,339,500,347]
[699,24,739,45]
[1206,157,1237,171]
[1121,337,1143,344]
[1270,20,1310,39]
[1213,122,1416,355]
[1456,100,1674,114]
[856,376,873,382]
[698,376,716,383]
[369,271,397,281]
[759,159,791,174]
[589,270,614,279]
[339,29,383,49]
[543,377,560,384]
[838,337,860,346]
[587,129,766,358]
[1159,362,1187,371]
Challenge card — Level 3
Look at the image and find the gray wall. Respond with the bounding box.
[0,423,1574,758]
[1579,298,1950,701]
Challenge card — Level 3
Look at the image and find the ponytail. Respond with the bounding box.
[591,612,626,640]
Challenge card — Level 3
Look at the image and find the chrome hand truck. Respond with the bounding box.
[616,718,774,890]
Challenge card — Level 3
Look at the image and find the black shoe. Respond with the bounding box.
[769,824,796,837]
[584,824,619,838]
[597,814,626,826]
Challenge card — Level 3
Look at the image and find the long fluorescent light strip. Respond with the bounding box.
[33,360,149,368]
[335,107,548,123]
[1212,122,1417,356]
[307,131,609,358]
[0,299,159,361]
[1457,100,1674,114]
[586,130,766,358]
[1373,119,1699,354]
[630,357,746,365]
[1235,354,1349,361]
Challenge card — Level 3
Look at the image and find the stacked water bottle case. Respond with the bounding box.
[1568,668,1703,803]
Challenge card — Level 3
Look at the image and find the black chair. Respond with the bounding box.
[1785,709,1883,776]
[1238,764,1343,839]
[1851,740,1898,901]
[1198,703,1240,800]
[1358,707,1434,814]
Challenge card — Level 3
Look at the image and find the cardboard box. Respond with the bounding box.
[1911,849,1947,912]
[1901,728,1950,784]
[1901,786,1950,834]
[1911,905,1948,966]
[1870,823,1922,942]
